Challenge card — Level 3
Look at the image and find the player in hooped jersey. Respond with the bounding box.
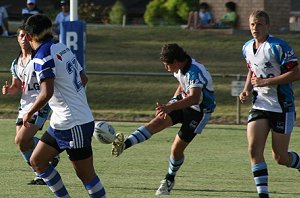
[112,43,216,195]
[240,10,300,198]
[2,25,58,185]
[23,14,105,197]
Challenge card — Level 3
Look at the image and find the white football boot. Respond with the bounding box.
[155,179,175,196]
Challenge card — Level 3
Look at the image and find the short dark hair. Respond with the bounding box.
[199,2,209,10]
[160,43,188,64]
[225,1,236,12]
[25,14,53,42]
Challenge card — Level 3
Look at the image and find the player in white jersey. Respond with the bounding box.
[23,14,106,198]
[2,25,57,185]
[112,43,216,195]
[240,10,300,198]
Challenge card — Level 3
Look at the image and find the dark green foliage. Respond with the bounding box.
[144,0,166,26]
[144,0,195,26]
[109,0,127,25]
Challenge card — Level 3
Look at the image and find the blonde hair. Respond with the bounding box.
[250,10,270,24]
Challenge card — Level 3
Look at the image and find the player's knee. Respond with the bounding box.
[15,135,25,149]
[30,156,48,173]
[273,153,288,165]
[15,135,30,151]
[247,145,261,158]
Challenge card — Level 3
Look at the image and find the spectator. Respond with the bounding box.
[185,2,213,29]
[214,1,237,29]
[21,0,43,23]
[53,0,70,38]
[0,6,9,37]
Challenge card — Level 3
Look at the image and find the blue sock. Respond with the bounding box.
[84,176,106,198]
[20,137,39,163]
[39,165,70,197]
[288,151,300,169]
[124,126,152,149]
[166,155,184,181]
[252,162,268,196]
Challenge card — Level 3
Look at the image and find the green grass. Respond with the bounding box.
[1,120,300,197]
[1,27,300,124]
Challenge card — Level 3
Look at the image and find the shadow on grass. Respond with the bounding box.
[110,186,300,196]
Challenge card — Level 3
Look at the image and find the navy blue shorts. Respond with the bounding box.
[40,121,94,161]
[169,108,211,142]
[248,109,295,134]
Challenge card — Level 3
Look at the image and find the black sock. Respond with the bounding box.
[165,173,175,182]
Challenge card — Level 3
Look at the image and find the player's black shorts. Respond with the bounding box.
[248,108,295,134]
[169,107,211,142]
[40,131,93,161]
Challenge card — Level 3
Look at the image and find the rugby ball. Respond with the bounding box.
[93,121,117,144]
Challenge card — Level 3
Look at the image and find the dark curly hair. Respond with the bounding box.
[160,43,189,64]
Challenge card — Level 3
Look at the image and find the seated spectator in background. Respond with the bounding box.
[185,2,213,29]
[214,1,237,29]
[53,0,70,37]
[0,6,10,37]
[21,0,43,23]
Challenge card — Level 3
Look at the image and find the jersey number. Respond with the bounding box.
[66,58,83,92]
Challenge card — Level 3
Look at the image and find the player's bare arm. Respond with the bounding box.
[80,72,88,87]
[239,69,252,103]
[2,79,21,95]
[173,84,182,97]
[251,65,300,87]
[158,87,201,114]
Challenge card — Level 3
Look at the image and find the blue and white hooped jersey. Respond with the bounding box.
[174,58,216,113]
[10,56,41,118]
[32,41,93,130]
[242,35,298,113]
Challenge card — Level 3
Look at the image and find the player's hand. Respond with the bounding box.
[2,81,9,95]
[156,102,172,119]
[155,102,163,116]
[251,77,267,87]
[239,90,249,103]
[22,112,33,128]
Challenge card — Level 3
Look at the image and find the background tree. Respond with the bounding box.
[109,0,126,25]
[144,0,195,26]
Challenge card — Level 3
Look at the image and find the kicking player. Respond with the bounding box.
[23,14,105,197]
[2,25,58,185]
[240,10,300,198]
[112,43,216,195]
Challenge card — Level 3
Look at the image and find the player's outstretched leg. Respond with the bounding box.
[112,126,152,157]
[287,151,300,170]
[112,133,125,157]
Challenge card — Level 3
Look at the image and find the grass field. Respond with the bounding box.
[1,27,300,124]
[1,120,300,197]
